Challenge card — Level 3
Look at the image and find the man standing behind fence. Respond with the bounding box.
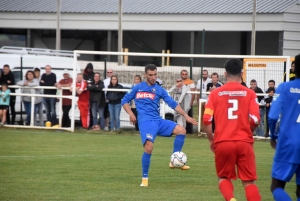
[56,69,73,128]
[180,69,195,133]
[40,65,57,126]
[103,69,114,131]
[0,64,16,125]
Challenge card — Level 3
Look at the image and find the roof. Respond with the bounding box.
[0,0,299,14]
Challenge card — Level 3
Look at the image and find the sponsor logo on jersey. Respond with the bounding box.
[290,87,300,94]
[218,91,247,96]
[136,92,155,100]
[146,134,153,140]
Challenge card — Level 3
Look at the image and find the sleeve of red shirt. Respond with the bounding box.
[248,90,260,127]
[203,92,214,125]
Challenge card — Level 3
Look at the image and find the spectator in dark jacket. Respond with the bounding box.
[83,63,95,129]
[87,72,106,130]
[0,64,16,125]
[264,87,275,137]
[40,65,57,126]
[249,79,265,136]
[106,75,125,131]
[83,63,95,83]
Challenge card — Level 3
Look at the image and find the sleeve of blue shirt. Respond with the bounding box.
[268,84,284,140]
[121,84,138,106]
[161,87,178,109]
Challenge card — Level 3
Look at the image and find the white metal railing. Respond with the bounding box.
[3,85,74,131]
[2,85,270,135]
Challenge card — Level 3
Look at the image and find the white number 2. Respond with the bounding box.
[228,99,238,119]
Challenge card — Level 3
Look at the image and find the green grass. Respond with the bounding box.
[0,128,297,201]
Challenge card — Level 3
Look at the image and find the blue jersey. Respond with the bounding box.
[121,82,178,123]
[268,78,300,164]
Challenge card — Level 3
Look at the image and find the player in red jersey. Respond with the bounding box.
[203,59,261,201]
[75,73,90,129]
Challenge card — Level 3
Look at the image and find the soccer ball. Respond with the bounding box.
[170,151,187,167]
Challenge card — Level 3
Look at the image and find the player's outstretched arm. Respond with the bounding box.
[174,105,198,126]
[122,103,136,125]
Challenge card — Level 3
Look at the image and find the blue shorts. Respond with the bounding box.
[272,161,300,184]
[139,119,177,145]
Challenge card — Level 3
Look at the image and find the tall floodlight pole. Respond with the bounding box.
[118,0,123,65]
[251,0,257,55]
[56,0,61,50]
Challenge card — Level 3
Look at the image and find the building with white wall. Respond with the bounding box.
[0,0,299,66]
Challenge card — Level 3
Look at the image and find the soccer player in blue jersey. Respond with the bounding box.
[268,54,300,201]
[121,64,198,187]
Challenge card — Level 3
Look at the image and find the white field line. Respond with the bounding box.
[0,154,96,159]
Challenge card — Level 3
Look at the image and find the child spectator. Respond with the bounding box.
[0,83,10,126]
[264,87,275,137]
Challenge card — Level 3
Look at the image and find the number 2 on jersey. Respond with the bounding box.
[228,99,238,119]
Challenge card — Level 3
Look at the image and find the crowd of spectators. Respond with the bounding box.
[0,61,294,134]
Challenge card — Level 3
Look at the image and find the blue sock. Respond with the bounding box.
[142,152,151,178]
[297,198,300,201]
[273,188,292,201]
[173,134,185,153]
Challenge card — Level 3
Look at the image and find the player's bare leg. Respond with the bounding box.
[242,180,261,201]
[270,178,291,201]
[140,140,153,187]
[169,125,190,170]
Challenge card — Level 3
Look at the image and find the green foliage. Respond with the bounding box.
[0,129,296,200]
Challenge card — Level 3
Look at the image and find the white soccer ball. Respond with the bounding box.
[170,151,187,167]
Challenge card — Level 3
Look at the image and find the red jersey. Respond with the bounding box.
[203,82,260,144]
[76,80,89,102]
[59,77,73,105]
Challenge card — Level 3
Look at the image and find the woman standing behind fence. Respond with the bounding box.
[17,70,42,126]
[0,83,10,126]
[130,75,142,131]
[169,78,191,128]
[33,67,44,126]
[106,75,125,131]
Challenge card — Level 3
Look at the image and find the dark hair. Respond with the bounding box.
[180,69,188,74]
[25,70,35,80]
[291,61,295,66]
[250,79,257,83]
[3,64,10,68]
[295,54,300,78]
[94,72,100,76]
[268,80,275,85]
[145,64,157,73]
[108,75,118,87]
[267,87,275,93]
[134,75,142,82]
[211,72,219,78]
[224,59,242,76]
[1,83,8,88]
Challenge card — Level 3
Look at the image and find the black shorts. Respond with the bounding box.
[0,105,9,110]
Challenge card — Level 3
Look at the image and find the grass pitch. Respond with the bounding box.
[0,128,296,201]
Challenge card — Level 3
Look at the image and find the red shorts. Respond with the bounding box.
[214,141,257,181]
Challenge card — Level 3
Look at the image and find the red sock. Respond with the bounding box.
[219,179,234,201]
[245,184,261,201]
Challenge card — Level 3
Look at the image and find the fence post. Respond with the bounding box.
[161,50,165,67]
[58,89,63,127]
[30,97,35,126]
